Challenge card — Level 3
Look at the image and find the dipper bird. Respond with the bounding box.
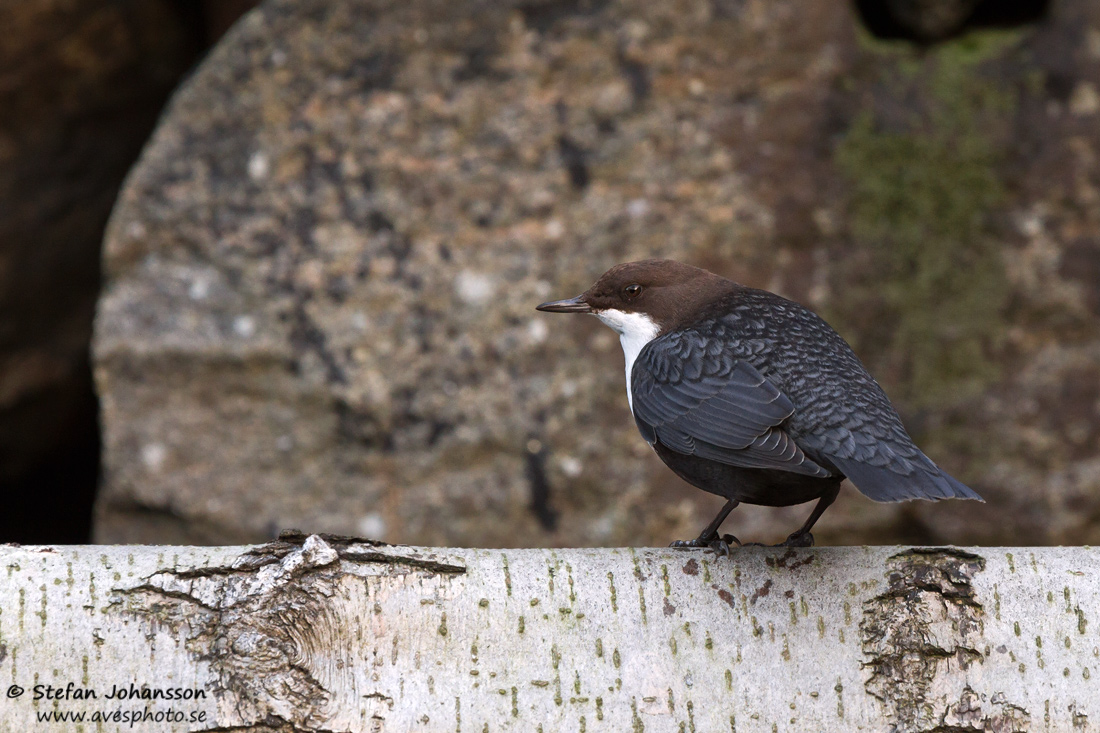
[537,259,981,550]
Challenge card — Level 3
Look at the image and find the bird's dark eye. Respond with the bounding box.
[623,284,643,298]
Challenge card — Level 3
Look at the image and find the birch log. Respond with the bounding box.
[0,534,1096,732]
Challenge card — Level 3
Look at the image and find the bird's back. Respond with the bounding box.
[688,288,980,502]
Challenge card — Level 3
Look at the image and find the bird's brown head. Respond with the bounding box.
[536,259,735,334]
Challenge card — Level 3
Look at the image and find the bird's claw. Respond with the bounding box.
[707,533,745,556]
[672,531,813,550]
[670,533,742,557]
[779,531,814,548]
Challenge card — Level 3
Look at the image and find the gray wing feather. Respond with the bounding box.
[631,332,832,478]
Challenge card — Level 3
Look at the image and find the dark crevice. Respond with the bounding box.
[967,0,1051,29]
[0,367,99,543]
[0,0,259,544]
[517,0,610,34]
[557,135,591,190]
[339,549,467,574]
[334,399,390,451]
[525,439,559,532]
[889,546,986,564]
[289,298,347,384]
[344,51,400,91]
[853,0,1051,44]
[122,584,221,613]
[618,55,650,103]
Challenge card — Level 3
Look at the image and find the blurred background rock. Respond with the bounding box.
[4,0,1098,548]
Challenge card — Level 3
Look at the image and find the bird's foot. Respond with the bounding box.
[706,534,743,557]
[777,531,814,548]
[672,531,813,550]
[670,533,743,557]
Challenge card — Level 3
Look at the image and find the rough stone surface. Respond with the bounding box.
[95,0,1100,547]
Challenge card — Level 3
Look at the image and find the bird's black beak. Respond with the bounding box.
[536,295,592,313]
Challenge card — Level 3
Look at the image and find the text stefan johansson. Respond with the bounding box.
[32,682,207,701]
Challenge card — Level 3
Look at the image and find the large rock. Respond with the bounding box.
[95,0,1100,547]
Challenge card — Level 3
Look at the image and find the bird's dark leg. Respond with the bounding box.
[778,481,841,548]
[670,499,741,556]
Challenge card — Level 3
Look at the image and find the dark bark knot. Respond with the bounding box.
[860,548,1028,733]
[107,533,465,732]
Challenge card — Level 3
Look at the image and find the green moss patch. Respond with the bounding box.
[832,30,1021,411]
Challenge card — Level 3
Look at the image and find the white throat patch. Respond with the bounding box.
[594,309,660,412]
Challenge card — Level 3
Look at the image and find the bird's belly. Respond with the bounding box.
[653,441,839,507]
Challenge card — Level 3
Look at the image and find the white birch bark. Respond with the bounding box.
[0,534,1096,732]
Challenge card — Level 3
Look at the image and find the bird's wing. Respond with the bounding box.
[630,330,832,478]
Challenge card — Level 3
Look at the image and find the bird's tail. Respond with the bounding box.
[827,455,983,503]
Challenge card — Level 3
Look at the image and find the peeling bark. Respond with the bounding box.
[0,539,1096,731]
